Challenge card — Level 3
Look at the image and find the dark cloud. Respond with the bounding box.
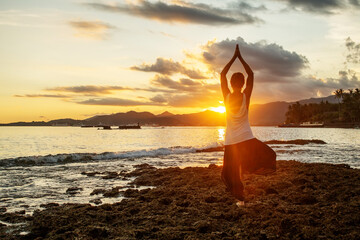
[47,85,132,95]
[69,21,115,30]
[231,1,267,11]
[14,94,69,98]
[150,75,198,92]
[131,58,206,79]
[150,94,167,103]
[349,0,360,6]
[324,69,360,89]
[179,78,202,86]
[162,91,221,108]
[69,20,115,39]
[86,1,262,25]
[150,75,218,93]
[77,97,161,106]
[201,37,308,82]
[275,0,359,14]
[251,69,360,102]
[345,37,360,64]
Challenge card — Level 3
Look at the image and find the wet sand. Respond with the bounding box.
[1,160,359,239]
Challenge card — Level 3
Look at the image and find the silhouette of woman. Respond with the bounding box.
[220,44,276,204]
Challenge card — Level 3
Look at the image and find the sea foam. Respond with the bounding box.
[0,142,224,167]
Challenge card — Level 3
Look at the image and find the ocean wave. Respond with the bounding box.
[0,142,224,167]
[0,139,327,167]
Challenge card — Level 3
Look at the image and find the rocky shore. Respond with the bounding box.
[1,160,359,239]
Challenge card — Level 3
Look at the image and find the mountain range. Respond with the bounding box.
[1,95,337,126]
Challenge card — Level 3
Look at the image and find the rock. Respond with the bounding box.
[196,147,224,153]
[158,197,172,205]
[280,219,294,233]
[87,226,109,238]
[298,195,318,205]
[193,220,212,233]
[103,188,121,198]
[90,188,106,195]
[102,171,118,179]
[265,187,278,195]
[90,199,102,205]
[66,187,83,195]
[335,164,350,169]
[208,164,219,169]
[264,139,326,145]
[0,212,31,224]
[176,200,190,207]
[15,210,26,214]
[81,171,99,176]
[0,207,6,213]
[204,196,217,203]
[123,189,139,198]
[2,161,359,240]
[40,203,59,208]
[134,163,155,170]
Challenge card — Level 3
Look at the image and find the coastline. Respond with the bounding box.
[1,160,359,239]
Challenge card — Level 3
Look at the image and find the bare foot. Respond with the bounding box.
[236,201,245,207]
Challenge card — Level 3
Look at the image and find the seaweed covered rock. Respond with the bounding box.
[4,160,360,240]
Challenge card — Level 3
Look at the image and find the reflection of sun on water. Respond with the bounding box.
[218,128,225,141]
[209,106,226,113]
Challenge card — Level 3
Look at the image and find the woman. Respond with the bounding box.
[220,44,276,204]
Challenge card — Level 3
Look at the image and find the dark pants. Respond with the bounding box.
[221,138,276,200]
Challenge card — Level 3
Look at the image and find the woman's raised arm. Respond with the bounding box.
[238,48,254,109]
[220,45,239,98]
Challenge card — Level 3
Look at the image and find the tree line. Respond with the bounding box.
[285,88,360,124]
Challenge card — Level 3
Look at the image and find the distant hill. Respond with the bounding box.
[249,101,289,126]
[84,111,156,125]
[297,95,337,104]
[157,111,174,117]
[0,95,337,126]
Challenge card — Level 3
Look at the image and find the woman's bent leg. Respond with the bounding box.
[252,139,276,174]
[239,138,276,175]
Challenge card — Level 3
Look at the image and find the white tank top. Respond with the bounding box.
[224,93,254,145]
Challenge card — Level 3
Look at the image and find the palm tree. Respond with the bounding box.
[355,89,360,122]
[334,89,342,121]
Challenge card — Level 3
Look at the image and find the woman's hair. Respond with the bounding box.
[230,72,245,90]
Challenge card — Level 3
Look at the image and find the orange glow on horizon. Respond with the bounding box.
[209,106,226,113]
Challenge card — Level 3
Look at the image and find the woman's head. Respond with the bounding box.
[230,72,245,90]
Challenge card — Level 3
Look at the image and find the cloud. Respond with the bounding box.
[15,36,359,108]
[150,94,167,103]
[201,37,308,82]
[69,20,115,40]
[77,97,161,106]
[274,0,360,14]
[230,1,267,11]
[150,75,218,93]
[14,94,70,98]
[345,37,360,64]
[323,69,360,89]
[86,0,262,25]
[152,91,221,108]
[150,75,198,92]
[247,68,360,103]
[46,85,131,95]
[131,58,206,79]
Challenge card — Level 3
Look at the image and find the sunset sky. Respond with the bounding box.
[1,0,360,123]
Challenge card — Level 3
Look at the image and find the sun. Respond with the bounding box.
[209,106,226,113]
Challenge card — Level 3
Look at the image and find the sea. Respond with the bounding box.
[0,126,359,214]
